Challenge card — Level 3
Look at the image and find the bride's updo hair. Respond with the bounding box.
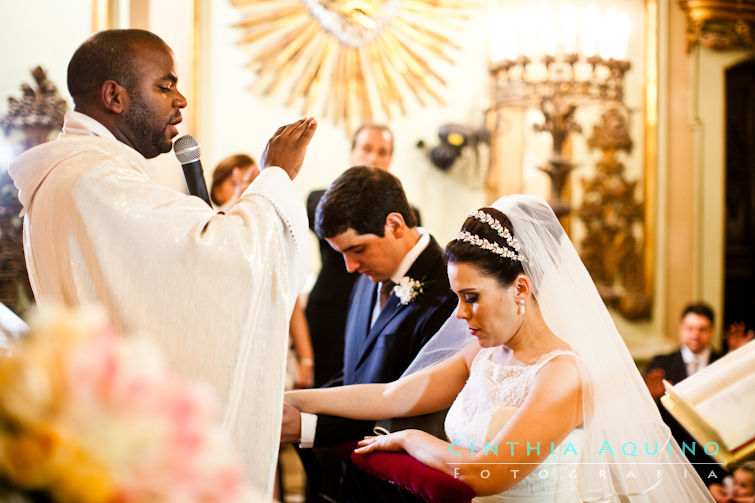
[444,207,524,287]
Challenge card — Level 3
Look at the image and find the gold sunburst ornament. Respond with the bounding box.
[232,0,476,131]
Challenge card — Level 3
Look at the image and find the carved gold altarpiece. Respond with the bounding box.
[678,0,755,50]
[486,1,657,319]
[0,67,68,316]
[577,108,651,319]
[231,0,478,133]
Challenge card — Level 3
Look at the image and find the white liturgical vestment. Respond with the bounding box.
[9,111,309,500]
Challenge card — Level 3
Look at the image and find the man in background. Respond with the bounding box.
[9,29,316,499]
[645,302,721,389]
[645,301,725,483]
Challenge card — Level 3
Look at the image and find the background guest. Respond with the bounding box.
[710,461,755,503]
[645,301,725,483]
[210,153,260,212]
[724,320,754,353]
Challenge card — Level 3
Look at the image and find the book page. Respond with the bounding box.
[662,382,725,448]
[695,371,755,451]
[674,341,755,405]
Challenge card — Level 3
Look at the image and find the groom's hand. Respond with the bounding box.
[281,402,302,444]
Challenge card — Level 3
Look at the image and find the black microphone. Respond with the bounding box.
[173,135,212,207]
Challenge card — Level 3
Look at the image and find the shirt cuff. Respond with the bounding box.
[299,412,318,448]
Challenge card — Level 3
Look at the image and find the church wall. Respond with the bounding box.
[198,1,489,262]
[0,0,92,164]
[663,1,753,345]
[1,0,737,357]
[663,0,697,341]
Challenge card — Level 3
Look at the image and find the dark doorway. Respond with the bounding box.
[724,58,755,340]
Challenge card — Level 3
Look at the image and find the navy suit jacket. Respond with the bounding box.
[646,348,722,385]
[313,235,456,446]
[646,347,725,483]
[305,189,423,387]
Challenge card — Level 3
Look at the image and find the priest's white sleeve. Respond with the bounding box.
[16,142,310,500]
[241,166,308,311]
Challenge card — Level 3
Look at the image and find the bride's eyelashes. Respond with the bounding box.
[463,293,478,304]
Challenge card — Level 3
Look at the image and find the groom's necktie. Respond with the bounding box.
[687,358,701,376]
[379,280,395,310]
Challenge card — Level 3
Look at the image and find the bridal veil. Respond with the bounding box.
[409,195,714,502]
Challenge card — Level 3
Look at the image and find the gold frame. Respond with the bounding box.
[678,0,755,50]
[644,0,658,317]
[91,0,112,32]
[230,0,477,133]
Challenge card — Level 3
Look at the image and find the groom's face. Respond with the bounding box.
[326,226,405,283]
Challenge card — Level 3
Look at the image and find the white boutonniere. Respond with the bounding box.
[393,276,425,305]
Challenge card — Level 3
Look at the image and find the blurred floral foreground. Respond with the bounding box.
[0,307,259,503]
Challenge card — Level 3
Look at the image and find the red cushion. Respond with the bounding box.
[324,440,360,461]
[350,447,476,503]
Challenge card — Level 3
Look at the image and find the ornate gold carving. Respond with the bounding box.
[0,66,67,315]
[577,108,652,319]
[1,66,67,150]
[0,174,31,316]
[231,0,475,132]
[488,54,631,218]
[678,0,755,51]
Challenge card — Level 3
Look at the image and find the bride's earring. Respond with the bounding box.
[517,299,525,316]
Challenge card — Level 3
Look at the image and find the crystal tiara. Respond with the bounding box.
[454,231,525,262]
[467,209,522,254]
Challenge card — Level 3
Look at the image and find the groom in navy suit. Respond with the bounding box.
[282,166,457,502]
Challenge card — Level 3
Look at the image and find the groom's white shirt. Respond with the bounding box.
[10,110,309,499]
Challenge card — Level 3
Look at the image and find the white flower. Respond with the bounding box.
[393,276,424,305]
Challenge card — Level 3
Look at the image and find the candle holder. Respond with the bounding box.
[487,4,631,217]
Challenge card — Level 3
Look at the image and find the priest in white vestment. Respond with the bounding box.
[8,29,316,500]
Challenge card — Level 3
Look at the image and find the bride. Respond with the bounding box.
[286,195,714,502]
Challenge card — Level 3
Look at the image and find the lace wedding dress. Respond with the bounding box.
[412,196,713,502]
[445,347,583,503]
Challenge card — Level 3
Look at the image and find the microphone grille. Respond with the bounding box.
[173,135,201,164]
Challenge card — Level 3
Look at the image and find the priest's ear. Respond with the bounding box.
[101,80,128,114]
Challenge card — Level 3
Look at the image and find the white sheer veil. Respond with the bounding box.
[405,195,714,502]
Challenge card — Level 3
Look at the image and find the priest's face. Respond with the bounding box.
[326,226,406,283]
[123,42,186,159]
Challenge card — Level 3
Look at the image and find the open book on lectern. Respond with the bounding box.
[660,340,755,469]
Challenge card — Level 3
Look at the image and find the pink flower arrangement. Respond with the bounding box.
[0,307,253,503]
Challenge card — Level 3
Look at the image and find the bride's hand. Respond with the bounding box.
[354,431,408,454]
